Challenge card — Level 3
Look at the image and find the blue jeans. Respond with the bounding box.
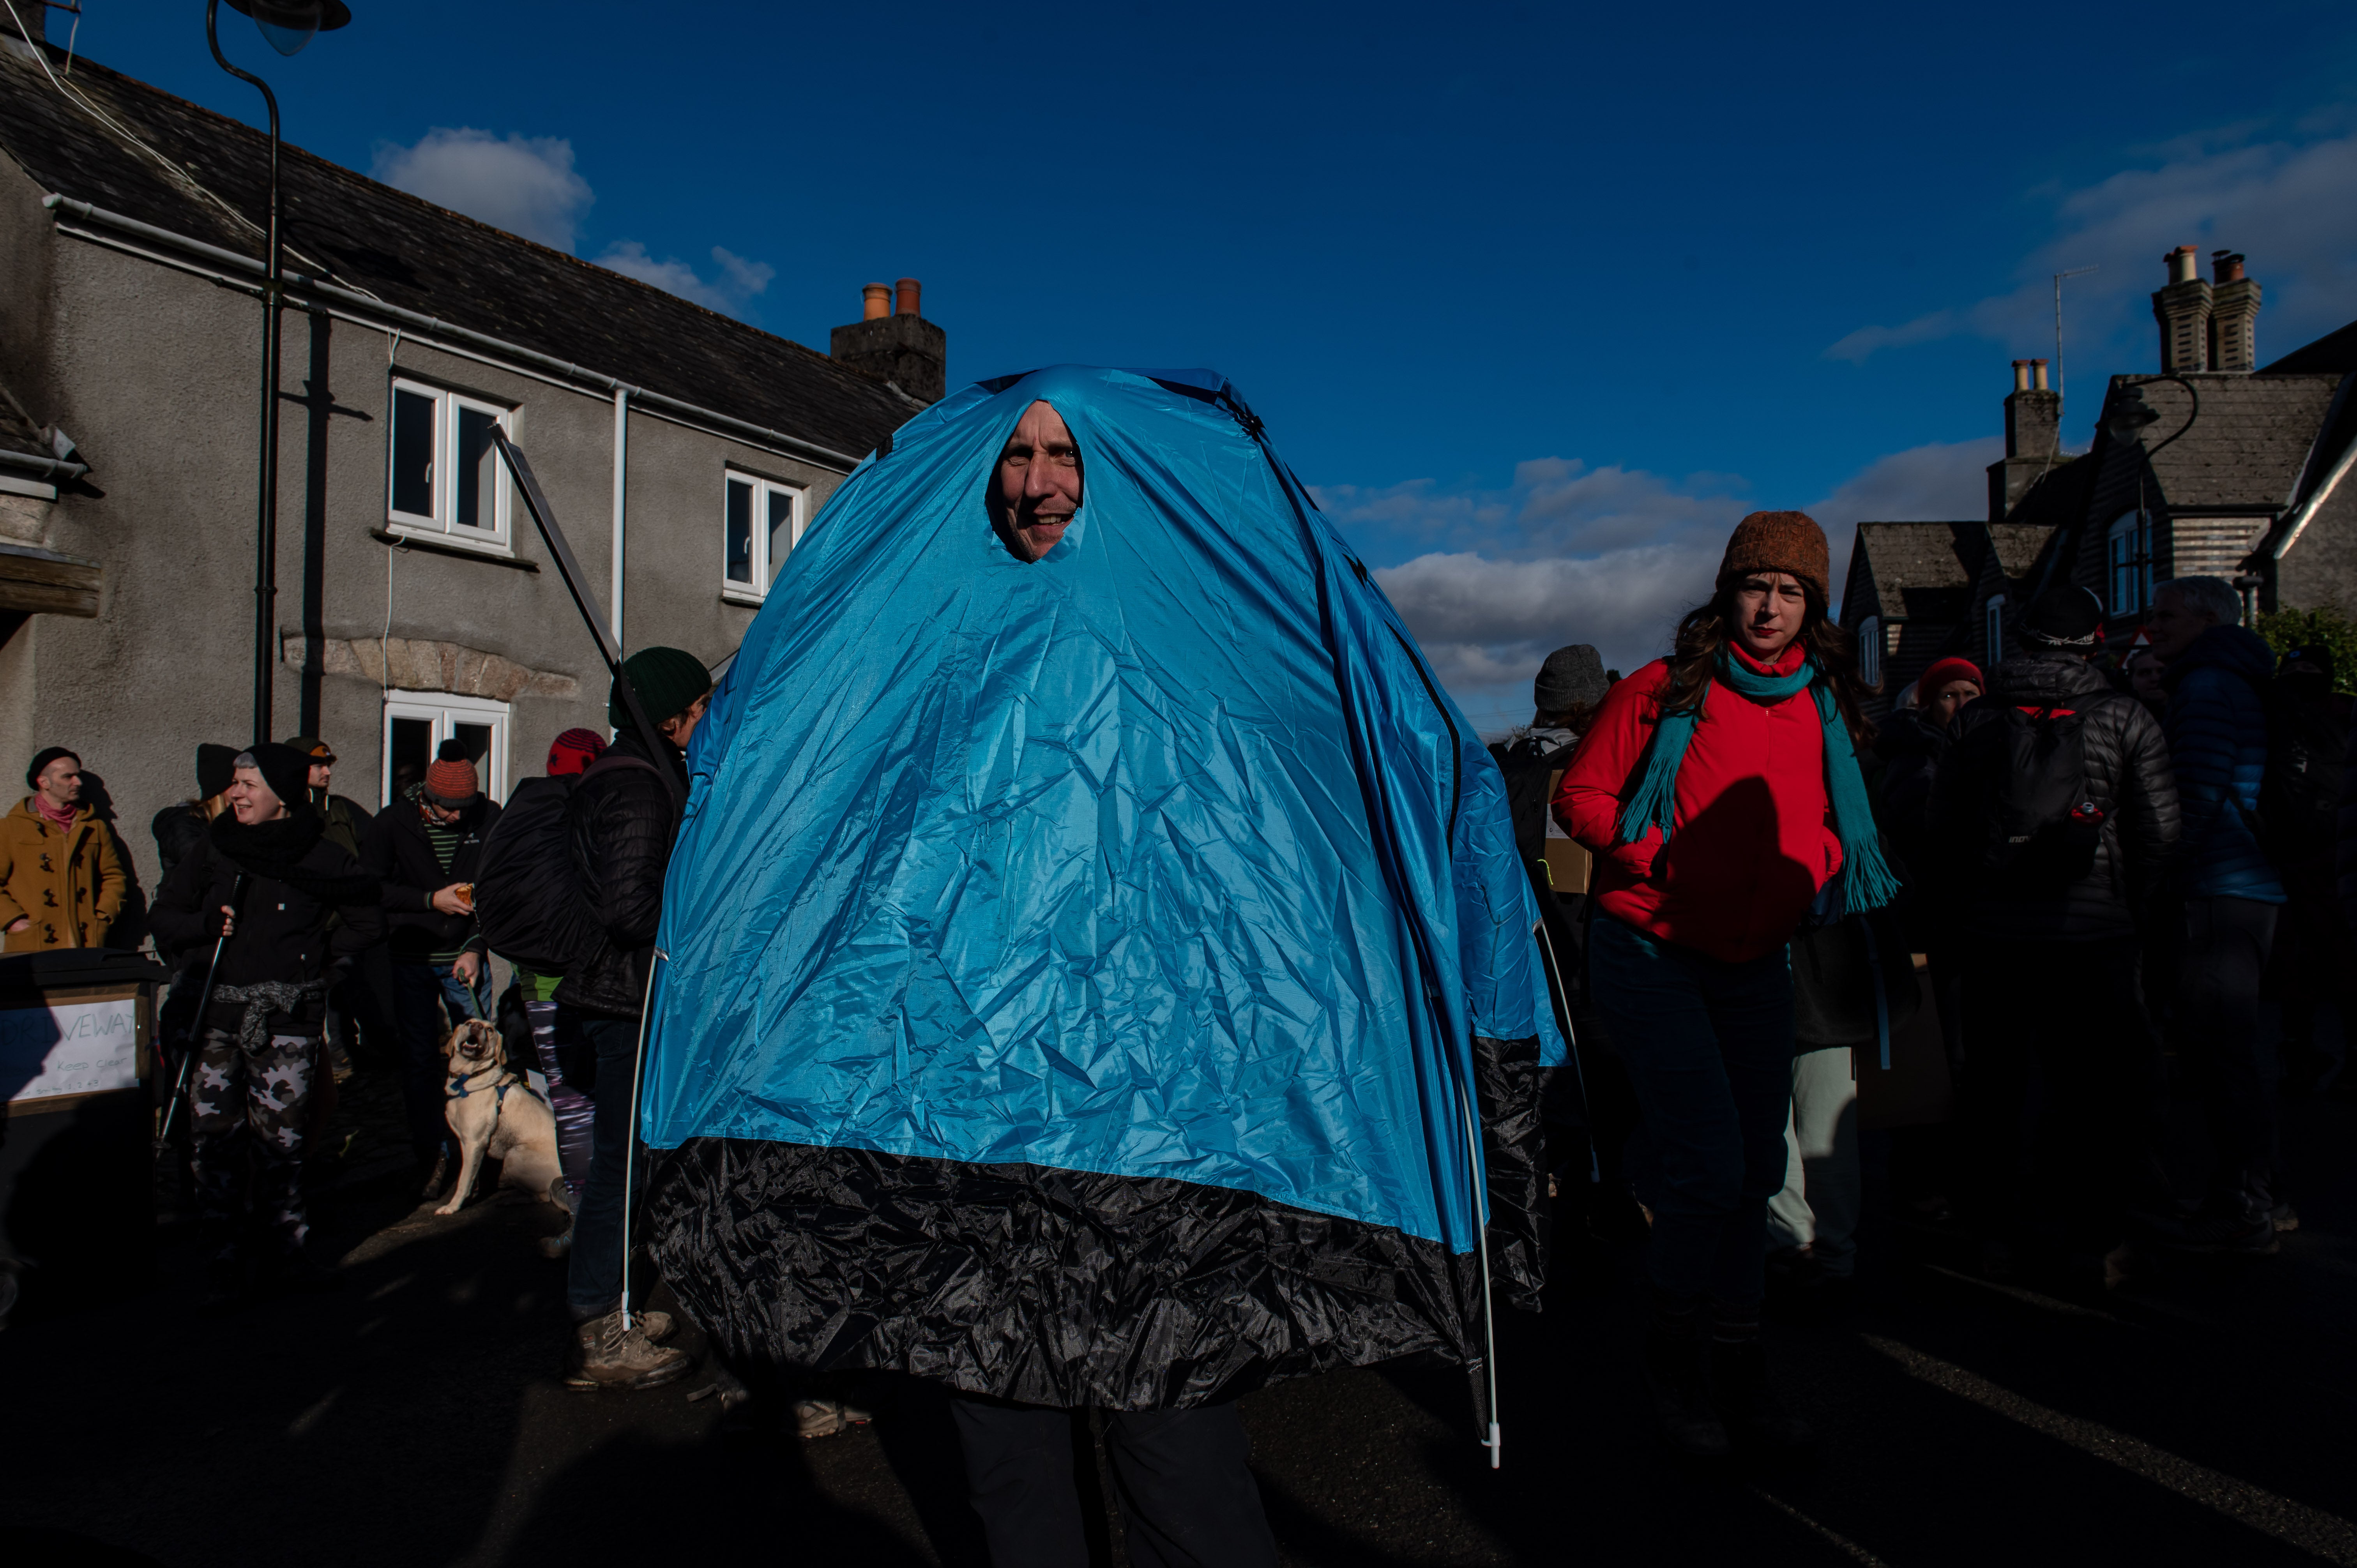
[392,959,492,1160]
[1588,915,1795,1306]
[565,1012,645,1321]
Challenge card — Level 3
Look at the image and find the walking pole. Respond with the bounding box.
[488,429,680,809]
[157,872,249,1148]
[617,947,666,1334]
[1533,917,1601,1185]
[1460,1080,1502,1470]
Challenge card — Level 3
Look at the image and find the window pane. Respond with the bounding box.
[725,479,754,584]
[454,405,500,532]
[392,389,435,518]
[451,721,494,788]
[766,486,796,583]
[389,716,432,805]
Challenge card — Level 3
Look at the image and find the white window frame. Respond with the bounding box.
[721,471,806,604]
[381,692,512,808]
[1855,616,1882,688]
[386,377,515,552]
[2107,510,2152,616]
[1985,594,2006,663]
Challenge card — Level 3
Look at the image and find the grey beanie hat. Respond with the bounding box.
[1533,644,1608,714]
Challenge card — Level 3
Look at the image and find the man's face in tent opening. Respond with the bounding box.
[993,401,1082,563]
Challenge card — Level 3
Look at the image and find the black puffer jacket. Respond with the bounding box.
[555,728,682,1018]
[365,792,500,962]
[1931,653,2181,941]
[150,809,383,1033]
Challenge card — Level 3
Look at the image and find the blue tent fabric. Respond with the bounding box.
[641,366,1559,1407]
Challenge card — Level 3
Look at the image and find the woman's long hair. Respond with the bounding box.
[1657,581,1876,751]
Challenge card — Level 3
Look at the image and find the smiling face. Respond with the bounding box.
[993,401,1083,563]
[226,765,289,826]
[1730,571,1809,660]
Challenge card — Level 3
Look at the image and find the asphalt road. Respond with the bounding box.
[4,1081,2354,1568]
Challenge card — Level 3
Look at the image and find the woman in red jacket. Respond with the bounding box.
[1554,511,1894,1458]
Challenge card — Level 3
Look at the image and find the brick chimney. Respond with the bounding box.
[2208,250,2261,373]
[829,277,946,404]
[1988,358,2064,521]
[2152,245,2212,373]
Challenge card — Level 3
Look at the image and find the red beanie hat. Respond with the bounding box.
[547,727,607,777]
[424,753,479,805]
[1917,657,1984,699]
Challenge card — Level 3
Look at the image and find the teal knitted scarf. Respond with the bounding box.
[1613,650,1898,914]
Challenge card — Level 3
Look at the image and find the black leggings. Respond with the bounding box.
[949,1396,1277,1568]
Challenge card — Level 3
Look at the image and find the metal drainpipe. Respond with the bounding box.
[206,0,283,747]
[611,387,629,651]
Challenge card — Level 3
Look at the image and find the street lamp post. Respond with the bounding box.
[2103,375,2201,620]
[203,0,350,746]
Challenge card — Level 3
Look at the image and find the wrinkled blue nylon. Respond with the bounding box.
[640,366,1561,1252]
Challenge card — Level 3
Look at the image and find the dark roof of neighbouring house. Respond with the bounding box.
[0,38,914,461]
[2263,318,2357,376]
[1845,522,1973,623]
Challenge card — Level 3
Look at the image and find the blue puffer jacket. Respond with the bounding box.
[2163,624,2286,903]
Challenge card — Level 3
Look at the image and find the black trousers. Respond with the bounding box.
[2178,895,2281,1218]
[949,1397,1277,1568]
[1959,934,2157,1255]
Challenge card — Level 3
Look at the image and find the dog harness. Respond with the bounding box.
[447,1063,548,1110]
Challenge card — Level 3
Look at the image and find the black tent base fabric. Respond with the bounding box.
[646,1033,1549,1413]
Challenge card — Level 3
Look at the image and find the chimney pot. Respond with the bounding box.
[2212,249,2246,284]
[861,283,891,321]
[2031,358,2050,391]
[2012,359,2031,391]
[2167,245,2200,285]
[895,277,922,317]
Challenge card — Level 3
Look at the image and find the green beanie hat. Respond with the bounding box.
[611,646,712,730]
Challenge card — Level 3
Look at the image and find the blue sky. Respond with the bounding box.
[62,0,2357,729]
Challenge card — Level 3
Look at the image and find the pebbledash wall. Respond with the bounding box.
[0,29,933,909]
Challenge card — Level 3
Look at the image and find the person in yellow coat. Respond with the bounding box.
[1,746,129,950]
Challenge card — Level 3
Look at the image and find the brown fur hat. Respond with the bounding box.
[1716,511,1830,604]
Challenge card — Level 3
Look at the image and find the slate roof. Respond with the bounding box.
[2094,373,2343,513]
[0,39,913,461]
[1988,521,2053,580]
[1846,522,1973,623]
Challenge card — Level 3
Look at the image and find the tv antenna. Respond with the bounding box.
[2054,265,2099,404]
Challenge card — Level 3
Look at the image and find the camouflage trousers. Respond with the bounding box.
[188,1026,316,1257]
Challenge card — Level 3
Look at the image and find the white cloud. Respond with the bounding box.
[371,128,593,251]
[1344,438,1997,728]
[593,241,776,314]
[1827,123,2357,364]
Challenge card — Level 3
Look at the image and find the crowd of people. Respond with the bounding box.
[1493,518,2345,1459]
[2,390,2346,1560]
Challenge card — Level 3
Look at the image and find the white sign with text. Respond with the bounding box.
[2,994,141,1104]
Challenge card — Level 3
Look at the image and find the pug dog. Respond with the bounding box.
[437,1017,570,1229]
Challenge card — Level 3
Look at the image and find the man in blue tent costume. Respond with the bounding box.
[641,366,1563,1561]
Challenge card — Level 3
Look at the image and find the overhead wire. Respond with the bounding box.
[4,0,383,303]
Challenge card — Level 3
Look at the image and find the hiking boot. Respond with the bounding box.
[794,1397,875,1440]
[1710,1339,1816,1452]
[1641,1318,1728,1459]
[2163,1207,2279,1256]
[565,1309,692,1391]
